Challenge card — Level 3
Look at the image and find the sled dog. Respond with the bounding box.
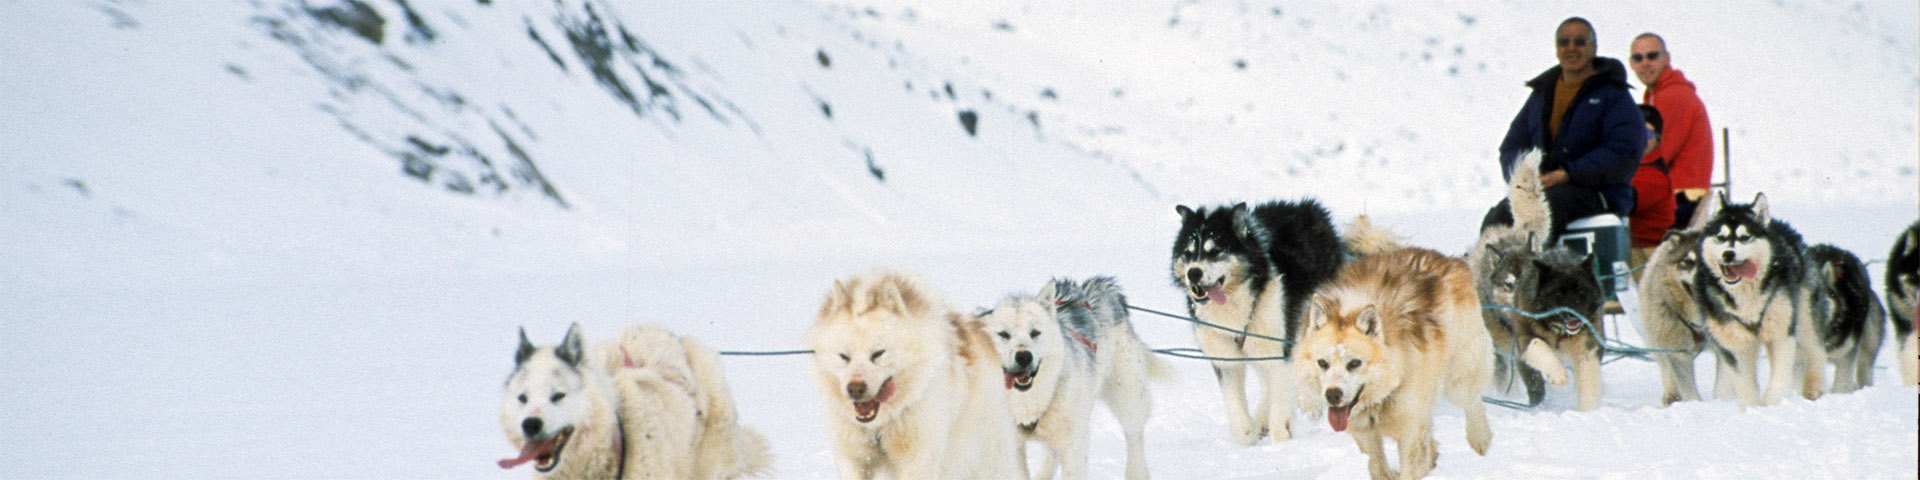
[1885,221,1919,385]
[977,276,1170,480]
[1487,247,1606,410]
[1805,244,1886,393]
[1169,199,1345,444]
[808,270,1025,479]
[1469,151,1567,407]
[1694,192,1827,406]
[499,323,771,480]
[1634,193,1723,405]
[1294,247,1493,480]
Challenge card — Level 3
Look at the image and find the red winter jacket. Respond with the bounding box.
[1642,69,1714,191]
[1629,158,1675,247]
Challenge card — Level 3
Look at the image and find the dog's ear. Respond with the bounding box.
[516,327,537,365]
[556,323,585,368]
[820,278,852,319]
[1903,226,1920,256]
[1749,192,1770,226]
[1309,293,1337,329]
[1175,204,1195,219]
[1230,202,1261,241]
[875,275,910,314]
[1658,230,1681,246]
[1038,280,1060,305]
[1685,192,1721,230]
[1356,306,1381,338]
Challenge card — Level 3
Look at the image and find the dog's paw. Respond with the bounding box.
[1267,421,1291,442]
[1660,390,1682,406]
[1540,366,1568,385]
[1231,424,1263,446]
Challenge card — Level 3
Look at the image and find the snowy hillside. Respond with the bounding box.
[2,0,1915,479]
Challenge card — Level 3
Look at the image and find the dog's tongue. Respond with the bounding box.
[1204,285,1227,304]
[497,437,555,470]
[1005,372,1016,389]
[1328,406,1351,432]
[1728,260,1759,280]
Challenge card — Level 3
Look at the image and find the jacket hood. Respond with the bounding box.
[1527,56,1632,91]
[1652,68,1697,93]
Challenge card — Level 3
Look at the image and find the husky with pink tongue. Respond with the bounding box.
[498,323,771,480]
[1292,248,1493,480]
[1170,200,1346,446]
[1693,192,1829,407]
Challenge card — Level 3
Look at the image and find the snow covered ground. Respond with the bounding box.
[2,0,1914,478]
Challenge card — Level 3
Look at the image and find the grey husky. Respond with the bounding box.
[1693,192,1827,406]
[1885,221,1919,385]
[1471,152,1609,409]
[1485,246,1607,410]
[1804,244,1886,393]
[977,277,1170,480]
[1633,193,1725,405]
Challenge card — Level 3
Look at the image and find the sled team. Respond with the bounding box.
[492,13,1920,478]
[494,174,1919,479]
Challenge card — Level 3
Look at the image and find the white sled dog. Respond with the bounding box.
[499,323,771,480]
[808,270,1025,479]
[978,276,1171,480]
[1294,247,1493,480]
[1634,194,1727,405]
[1694,192,1827,406]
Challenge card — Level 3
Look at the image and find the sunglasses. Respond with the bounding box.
[1631,51,1664,63]
[1557,37,1589,48]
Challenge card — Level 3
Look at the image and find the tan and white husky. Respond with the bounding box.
[1294,248,1493,480]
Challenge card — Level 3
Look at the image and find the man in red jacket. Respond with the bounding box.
[1629,33,1714,227]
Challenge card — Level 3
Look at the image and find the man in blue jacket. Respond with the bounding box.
[1483,17,1644,238]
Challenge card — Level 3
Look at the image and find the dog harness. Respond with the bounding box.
[1053,299,1099,353]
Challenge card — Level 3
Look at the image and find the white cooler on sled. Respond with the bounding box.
[1556,214,1630,301]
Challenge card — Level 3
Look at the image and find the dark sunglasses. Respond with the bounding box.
[1631,51,1664,63]
[1557,37,1589,47]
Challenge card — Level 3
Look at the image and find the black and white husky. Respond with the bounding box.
[1804,244,1886,393]
[1693,192,1827,407]
[1886,220,1919,385]
[1170,199,1344,444]
[977,277,1170,480]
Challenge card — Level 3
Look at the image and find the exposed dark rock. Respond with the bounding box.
[957,109,978,137]
[864,147,884,182]
[306,0,384,45]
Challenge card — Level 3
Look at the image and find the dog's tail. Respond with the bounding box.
[1341,214,1406,258]
[730,427,774,478]
[1508,151,1552,247]
[1074,276,1176,382]
[678,334,774,478]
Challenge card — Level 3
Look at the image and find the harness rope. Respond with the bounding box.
[717,349,815,356]
[1124,305,1294,345]
[1482,304,1693,358]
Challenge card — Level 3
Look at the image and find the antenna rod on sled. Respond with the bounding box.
[1719,127,1731,197]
